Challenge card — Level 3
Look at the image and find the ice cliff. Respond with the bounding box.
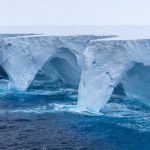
[1,34,150,113]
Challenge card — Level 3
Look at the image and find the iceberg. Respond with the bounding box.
[1,34,150,113]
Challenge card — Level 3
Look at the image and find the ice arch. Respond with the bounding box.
[51,47,81,86]
[121,63,150,105]
[0,65,9,80]
[30,47,81,88]
[1,35,100,91]
[78,39,150,113]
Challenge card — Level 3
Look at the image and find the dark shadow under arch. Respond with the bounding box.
[0,65,8,80]
[29,47,81,90]
[113,83,126,96]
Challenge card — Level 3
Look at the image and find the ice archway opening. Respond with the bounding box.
[0,65,10,90]
[29,47,81,90]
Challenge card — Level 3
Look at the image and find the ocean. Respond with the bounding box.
[0,70,150,150]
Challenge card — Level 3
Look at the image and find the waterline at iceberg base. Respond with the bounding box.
[0,34,150,149]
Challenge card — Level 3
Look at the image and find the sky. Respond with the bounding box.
[0,0,150,26]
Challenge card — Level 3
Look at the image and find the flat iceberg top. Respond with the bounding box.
[2,34,112,40]
[92,36,150,42]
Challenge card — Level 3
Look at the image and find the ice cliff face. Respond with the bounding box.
[1,34,150,113]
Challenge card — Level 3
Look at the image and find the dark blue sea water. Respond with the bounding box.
[0,71,150,150]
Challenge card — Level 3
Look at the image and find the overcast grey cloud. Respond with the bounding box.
[0,0,150,25]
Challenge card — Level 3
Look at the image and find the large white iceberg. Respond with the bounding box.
[1,34,150,113]
[0,35,109,90]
